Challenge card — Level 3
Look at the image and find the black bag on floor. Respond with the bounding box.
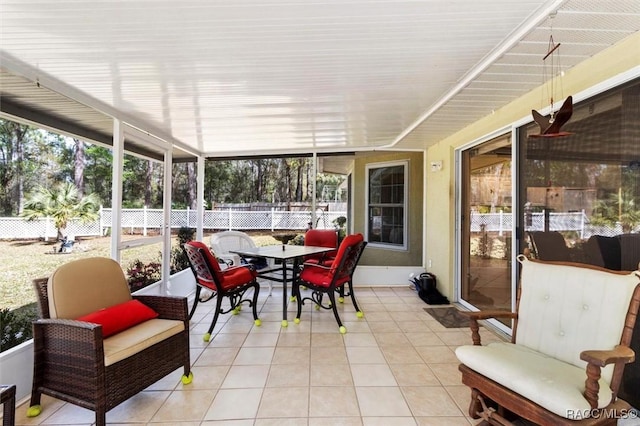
[412,272,449,305]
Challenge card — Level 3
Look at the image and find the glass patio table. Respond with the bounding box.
[229,244,335,327]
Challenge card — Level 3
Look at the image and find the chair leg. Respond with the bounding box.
[26,377,42,418]
[347,280,363,318]
[294,281,303,322]
[251,281,261,325]
[204,296,224,342]
[96,410,106,426]
[469,389,483,419]
[188,285,202,320]
[327,290,346,334]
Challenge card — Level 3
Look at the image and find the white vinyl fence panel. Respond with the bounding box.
[0,208,625,240]
[0,208,347,239]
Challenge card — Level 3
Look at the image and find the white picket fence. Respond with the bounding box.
[470,210,623,238]
[2,207,625,240]
[0,207,348,239]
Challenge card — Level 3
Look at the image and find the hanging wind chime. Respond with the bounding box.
[530,19,573,138]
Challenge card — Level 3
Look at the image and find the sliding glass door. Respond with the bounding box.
[459,133,513,321]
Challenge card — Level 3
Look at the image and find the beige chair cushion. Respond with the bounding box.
[103,318,185,366]
[456,258,640,419]
[48,257,132,319]
[516,258,638,383]
[455,342,613,419]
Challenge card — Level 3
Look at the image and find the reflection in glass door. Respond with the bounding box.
[459,134,513,319]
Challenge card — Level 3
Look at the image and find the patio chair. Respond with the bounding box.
[456,256,640,425]
[28,257,192,426]
[528,231,572,261]
[303,228,338,265]
[184,241,261,342]
[210,230,273,295]
[293,233,367,334]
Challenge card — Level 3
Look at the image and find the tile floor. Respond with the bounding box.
[14,285,505,425]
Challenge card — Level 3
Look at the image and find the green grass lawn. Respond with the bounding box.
[0,232,285,310]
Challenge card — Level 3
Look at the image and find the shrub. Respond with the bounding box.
[170,227,194,274]
[1,303,38,353]
[289,233,305,245]
[126,259,162,292]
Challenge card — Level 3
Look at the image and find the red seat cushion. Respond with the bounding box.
[304,256,335,267]
[219,265,258,290]
[77,299,159,337]
[299,233,364,288]
[185,241,258,291]
[300,264,349,288]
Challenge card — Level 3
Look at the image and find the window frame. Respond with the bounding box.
[365,160,409,250]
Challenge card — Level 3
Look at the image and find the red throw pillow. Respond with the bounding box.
[77,299,159,337]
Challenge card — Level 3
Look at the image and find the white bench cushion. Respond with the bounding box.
[103,318,185,366]
[515,259,638,384]
[455,342,612,419]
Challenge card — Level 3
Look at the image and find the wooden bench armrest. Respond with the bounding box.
[580,345,635,409]
[581,345,635,367]
[463,310,517,321]
[461,310,516,346]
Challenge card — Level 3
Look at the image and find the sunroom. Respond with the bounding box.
[1,0,640,424]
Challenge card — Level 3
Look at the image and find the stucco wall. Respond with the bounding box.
[425,31,640,300]
[353,151,424,267]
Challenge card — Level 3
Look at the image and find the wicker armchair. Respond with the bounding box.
[28,257,192,426]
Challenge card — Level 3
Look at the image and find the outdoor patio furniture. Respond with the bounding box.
[28,257,192,426]
[293,233,367,333]
[528,231,573,261]
[0,384,15,426]
[585,235,623,270]
[229,244,336,327]
[456,256,640,425]
[184,241,261,342]
[303,228,338,265]
[210,230,274,294]
[584,234,640,272]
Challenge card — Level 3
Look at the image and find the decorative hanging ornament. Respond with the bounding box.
[530,26,574,138]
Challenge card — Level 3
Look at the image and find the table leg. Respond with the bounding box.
[281,260,288,327]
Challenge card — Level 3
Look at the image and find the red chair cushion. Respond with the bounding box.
[300,264,350,288]
[304,256,335,267]
[300,233,364,288]
[219,265,258,290]
[187,241,223,274]
[77,299,159,337]
[185,241,257,291]
[305,229,338,248]
[331,233,364,270]
[304,229,338,262]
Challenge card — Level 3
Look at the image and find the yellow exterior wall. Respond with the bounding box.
[353,151,424,267]
[425,31,640,299]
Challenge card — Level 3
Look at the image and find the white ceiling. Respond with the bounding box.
[1,0,639,160]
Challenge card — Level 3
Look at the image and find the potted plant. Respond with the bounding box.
[333,216,347,243]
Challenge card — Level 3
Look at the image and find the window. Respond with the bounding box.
[366,161,407,249]
[518,78,640,271]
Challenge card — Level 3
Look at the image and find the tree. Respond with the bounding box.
[21,182,100,240]
[73,138,86,197]
[83,144,112,206]
[592,189,640,233]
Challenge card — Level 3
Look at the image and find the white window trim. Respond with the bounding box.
[365,160,409,251]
